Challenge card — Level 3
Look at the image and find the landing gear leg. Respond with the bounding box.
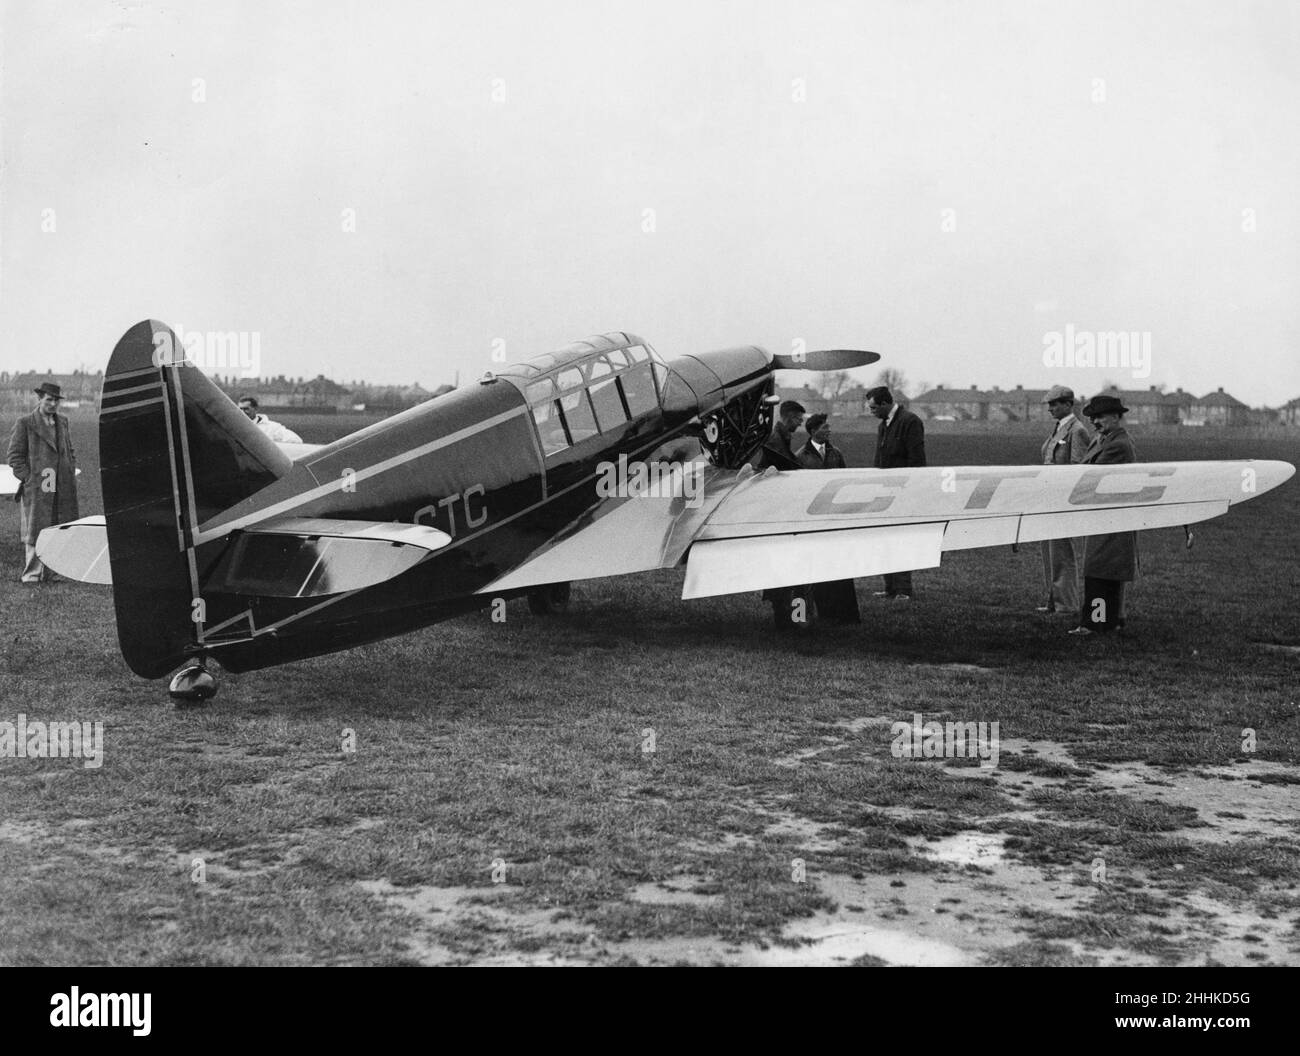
[527,582,572,615]
[766,587,813,631]
[169,659,218,708]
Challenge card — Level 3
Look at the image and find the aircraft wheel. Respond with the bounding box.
[527,582,572,615]
[169,662,217,708]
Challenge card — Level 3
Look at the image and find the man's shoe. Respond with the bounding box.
[893,594,911,601]
[1036,605,1054,613]
[1067,626,1093,636]
[873,591,891,598]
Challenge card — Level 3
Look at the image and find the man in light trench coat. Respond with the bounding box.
[1038,385,1091,614]
[7,381,79,583]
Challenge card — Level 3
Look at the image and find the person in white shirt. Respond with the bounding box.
[237,396,302,444]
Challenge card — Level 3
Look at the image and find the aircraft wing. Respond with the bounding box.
[478,459,1294,599]
[0,465,82,496]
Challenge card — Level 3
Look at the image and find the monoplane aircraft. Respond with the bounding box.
[24,320,1295,701]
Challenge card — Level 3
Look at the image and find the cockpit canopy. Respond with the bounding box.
[495,333,667,455]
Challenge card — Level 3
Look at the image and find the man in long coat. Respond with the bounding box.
[7,381,79,583]
[1038,385,1091,614]
[867,385,926,598]
[1069,394,1137,635]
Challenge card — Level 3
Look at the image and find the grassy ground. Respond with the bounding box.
[1,419,1297,965]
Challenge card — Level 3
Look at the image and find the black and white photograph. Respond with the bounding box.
[2,0,1297,991]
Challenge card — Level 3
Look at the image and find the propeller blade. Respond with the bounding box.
[772,348,880,371]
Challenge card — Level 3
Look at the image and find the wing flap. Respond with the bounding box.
[683,523,945,599]
[1016,500,1230,544]
[940,499,1232,551]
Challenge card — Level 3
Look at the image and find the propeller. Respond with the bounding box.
[771,348,880,371]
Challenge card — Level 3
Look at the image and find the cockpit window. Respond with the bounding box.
[651,361,669,398]
[556,367,585,392]
[531,399,569,454]
[589,376,628,431]
[559,387,599,443]
[525,379,556,406]
[526,379,567,454]
[526,349,663,459]
[620,362,659,417]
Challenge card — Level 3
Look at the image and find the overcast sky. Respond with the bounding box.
[2,0,1297,404]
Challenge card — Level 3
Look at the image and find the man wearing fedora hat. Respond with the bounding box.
[6,381,80,583]
[1037,385,1091,615]
[1069,393,1137,635]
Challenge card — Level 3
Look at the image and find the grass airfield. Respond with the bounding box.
[1,416,1298,966]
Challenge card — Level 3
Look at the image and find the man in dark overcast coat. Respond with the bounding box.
[866,385,925,598]
[795,414,859,623]
[1069,394,1139,635]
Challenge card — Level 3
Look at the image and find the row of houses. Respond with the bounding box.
[0,371,447,413]
[206,374,449,413]
[2,371,1297,426]
[778,382,1294,427]
[909,384,1254,427]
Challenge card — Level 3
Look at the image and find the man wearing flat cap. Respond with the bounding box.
[1069,394,1137,635]
[1037,385,1091,615]
[7,382,79,583]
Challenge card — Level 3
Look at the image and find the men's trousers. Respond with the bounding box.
[1041,537,1082,612]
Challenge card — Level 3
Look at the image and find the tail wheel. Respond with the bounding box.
[527,582,572,615]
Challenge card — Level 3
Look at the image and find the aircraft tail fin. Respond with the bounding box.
[99,320,293,677]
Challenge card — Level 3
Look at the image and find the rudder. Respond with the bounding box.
[100,320,292,677]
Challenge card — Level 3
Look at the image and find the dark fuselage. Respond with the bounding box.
[194,334,772,672]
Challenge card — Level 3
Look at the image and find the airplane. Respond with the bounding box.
[19,319,1296,703]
